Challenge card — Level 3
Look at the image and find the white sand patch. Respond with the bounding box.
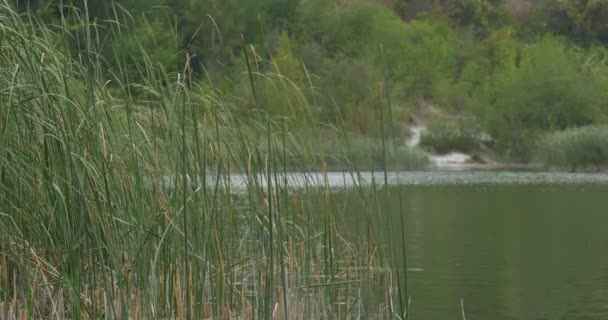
[407,125,473,169]
[406,125,426,147]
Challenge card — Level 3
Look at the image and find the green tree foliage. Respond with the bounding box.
[294,0,338,50]
[180,0,262,72]
[179,0,298,72]
[318,58,379,132]
[473,36,606,158]
[436,27,520,110]
[533,0,608,44]
[394,0,509,32]
[253,32,309,117]
[447,0,510,35]
[382,19,459,99]
[112,14,180,76]
[310,3,461,100]
[272,32,306,85]
[14,0,608,161]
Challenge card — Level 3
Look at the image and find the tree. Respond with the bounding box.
[475,36,605,158]
[272,32,306,84]
[534,0,608,44]
[178,0,300,73]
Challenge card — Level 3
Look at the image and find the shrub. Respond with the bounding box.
[472,36,606,159]
[317,57,379,128]
[179,0,296,72]
[309,2,460,100]
[535,125,608,171]
[446,0,511,36]
[377,18,460,99]
[272,31,307,86]
[112,15,181,75]
[434,27,521,111]
[294,0,340,51]
[531,0,608,44]
[394,0,510,29]
[419,117,484,154]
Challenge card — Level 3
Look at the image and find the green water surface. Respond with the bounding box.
[339,182,608,319]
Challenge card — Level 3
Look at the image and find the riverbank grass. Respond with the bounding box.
[0,4,410,319]
[535,125,608,171]
[312,134,429,170]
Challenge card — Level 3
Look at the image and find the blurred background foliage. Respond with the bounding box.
[13,0,608,160]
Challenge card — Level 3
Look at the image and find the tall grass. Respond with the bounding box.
[309,134,429,171]
[0,3,411,319]
[535,125,608,171]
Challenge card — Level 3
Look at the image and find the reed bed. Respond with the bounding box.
[0,2,410,319]
[535,125,608,171]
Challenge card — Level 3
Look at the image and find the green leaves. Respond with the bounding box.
[112,14,180,75]
[473,36,606,158]
[532,0,608,44]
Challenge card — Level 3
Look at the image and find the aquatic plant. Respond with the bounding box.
[536,125,608,171]
[0,3,410,319]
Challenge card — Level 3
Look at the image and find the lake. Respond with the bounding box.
[209,170,608,318]
[316,171,608,319]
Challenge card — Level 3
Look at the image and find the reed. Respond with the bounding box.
[0,2,412,319]
[535,125,608,171]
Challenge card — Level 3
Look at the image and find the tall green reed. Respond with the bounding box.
[0,2,414,318]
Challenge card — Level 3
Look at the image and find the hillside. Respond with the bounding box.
[11,0,608,167]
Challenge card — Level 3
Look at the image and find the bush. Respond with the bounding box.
[535,125,608,171]
[377,18,460,99]
[446,0,511,36]
[294,0,340,53]
[419,117,484,154]
[306,2,460,100]
[472,36,606,159]
[530,0,608,44]
[112,15,181,75]
[394,0,510,30]
[317,57,379,128]
[434,27,521,111]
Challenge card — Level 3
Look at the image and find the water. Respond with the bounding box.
[192,170,608,318]
[325,172,608,319]
[227,171,608,189]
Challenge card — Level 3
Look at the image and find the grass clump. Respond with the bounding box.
[308,133,429,171]
[294,130,430,171]
[535,125,608,171]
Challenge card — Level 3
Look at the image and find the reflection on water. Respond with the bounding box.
[337,182,608,319]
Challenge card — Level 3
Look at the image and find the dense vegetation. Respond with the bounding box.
[14,0,608,165]
[2,0,608,318]
[2,2,417,318]
[536,125,608,171]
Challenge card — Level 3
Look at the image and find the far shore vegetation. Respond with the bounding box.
[10,0,608,170]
